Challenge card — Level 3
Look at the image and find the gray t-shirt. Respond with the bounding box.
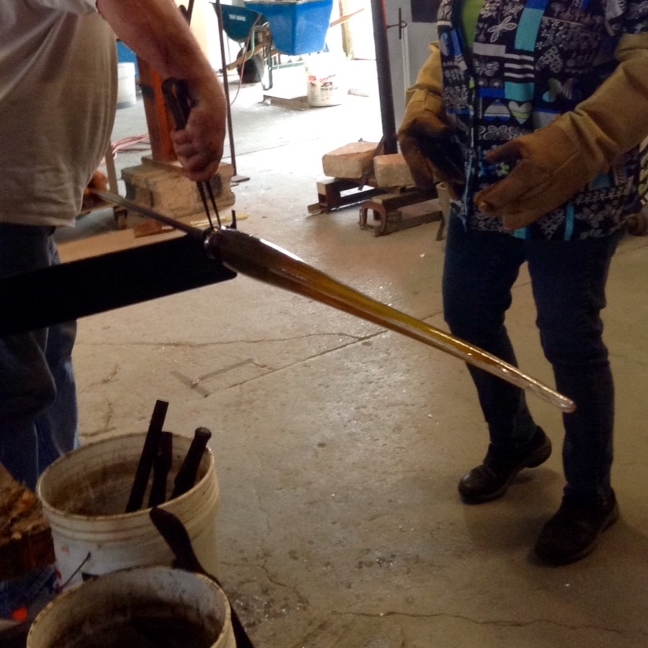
[0,0,117,227]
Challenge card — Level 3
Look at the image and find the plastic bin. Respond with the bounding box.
[244,0,333,55]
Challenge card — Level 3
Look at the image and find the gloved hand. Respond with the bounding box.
[398,41,465,195]
[475,31,648,231]
[398,111,465,193]
[474,123,595,231]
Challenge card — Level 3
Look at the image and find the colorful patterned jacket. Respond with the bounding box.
[436,0,648,240]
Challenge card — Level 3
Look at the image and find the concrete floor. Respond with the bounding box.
[57,65,648,647]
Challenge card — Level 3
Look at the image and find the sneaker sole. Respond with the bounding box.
[459,441,552,505]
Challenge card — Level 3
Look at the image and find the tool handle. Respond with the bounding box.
[126,399,169,513]
[161,78,220,231]
[148,431,173,508]
[161,78,193,131]
[150,507,203,573]
[418,133,465,182]
[171,427,211,499]
[149,508,257,648]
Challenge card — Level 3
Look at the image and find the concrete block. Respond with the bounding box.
[322,141,380,179]
[121,158,235,224]
[374,153,415,189]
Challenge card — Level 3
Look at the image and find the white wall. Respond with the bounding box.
[173,0,224,69]
[343,1,437,128]
[385,2,437,127]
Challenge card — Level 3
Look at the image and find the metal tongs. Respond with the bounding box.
[161,78,231,231]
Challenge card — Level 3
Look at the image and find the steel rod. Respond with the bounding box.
[93,190,204,237]
[214,0,239,176]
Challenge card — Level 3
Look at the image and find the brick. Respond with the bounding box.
[121,159,235,222]
[374,154,415,189]
[322,141,380,179]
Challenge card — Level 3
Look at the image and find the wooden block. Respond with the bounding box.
[322,141,380,179]
[0,463,54,580]
[133,220,173,238]
[262,94,310,111]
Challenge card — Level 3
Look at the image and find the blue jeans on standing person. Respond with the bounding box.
[0,223,79,492]
[442,214,623,503]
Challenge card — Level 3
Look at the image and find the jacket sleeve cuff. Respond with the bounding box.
[552,31,648,171]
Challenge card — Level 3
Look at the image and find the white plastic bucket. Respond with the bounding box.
[117,62,137,109]
[305,53,347,107]
[436,181,452,220]
[37,433,220,590]
[27,566,236,648]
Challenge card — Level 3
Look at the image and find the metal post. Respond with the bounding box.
[370,0,397,154]
[214,0,249,181]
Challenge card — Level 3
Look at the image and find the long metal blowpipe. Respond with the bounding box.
[87,190,574,413]
[207,227,576,413]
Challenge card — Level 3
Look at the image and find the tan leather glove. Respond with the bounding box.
[475,32,648,231]
[398,42,465,194]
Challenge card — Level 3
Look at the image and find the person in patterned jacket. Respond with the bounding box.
[399,0,648,564]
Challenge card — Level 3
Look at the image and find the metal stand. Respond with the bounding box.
[308,178,382,214]
[214,0,250,183]
[370,0,398,154]
[359,188,441,236]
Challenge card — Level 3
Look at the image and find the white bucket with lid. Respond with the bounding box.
[305,53,348,107]
[37,433,220,590]
[27,566,236,648]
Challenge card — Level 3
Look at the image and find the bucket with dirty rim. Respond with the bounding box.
[305,53,347,107]
[27,565,235,648]
[37,433,220,590]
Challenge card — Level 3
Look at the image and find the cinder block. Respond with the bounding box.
[322,141,380,179]
[374,154,415,189]
[121,159,235,222]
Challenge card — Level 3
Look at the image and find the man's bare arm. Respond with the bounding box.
[97,0,227,181]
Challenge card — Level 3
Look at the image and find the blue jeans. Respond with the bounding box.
[0,224,79,491]
[442,215,622,502]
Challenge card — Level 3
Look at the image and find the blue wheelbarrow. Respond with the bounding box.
[216,0,334,90]
[217,4,269,86]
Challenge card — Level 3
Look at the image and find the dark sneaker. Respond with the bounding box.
[535,491,619,565]
[458,428,552,504]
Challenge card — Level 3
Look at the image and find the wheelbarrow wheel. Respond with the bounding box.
[237,47,265,84]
